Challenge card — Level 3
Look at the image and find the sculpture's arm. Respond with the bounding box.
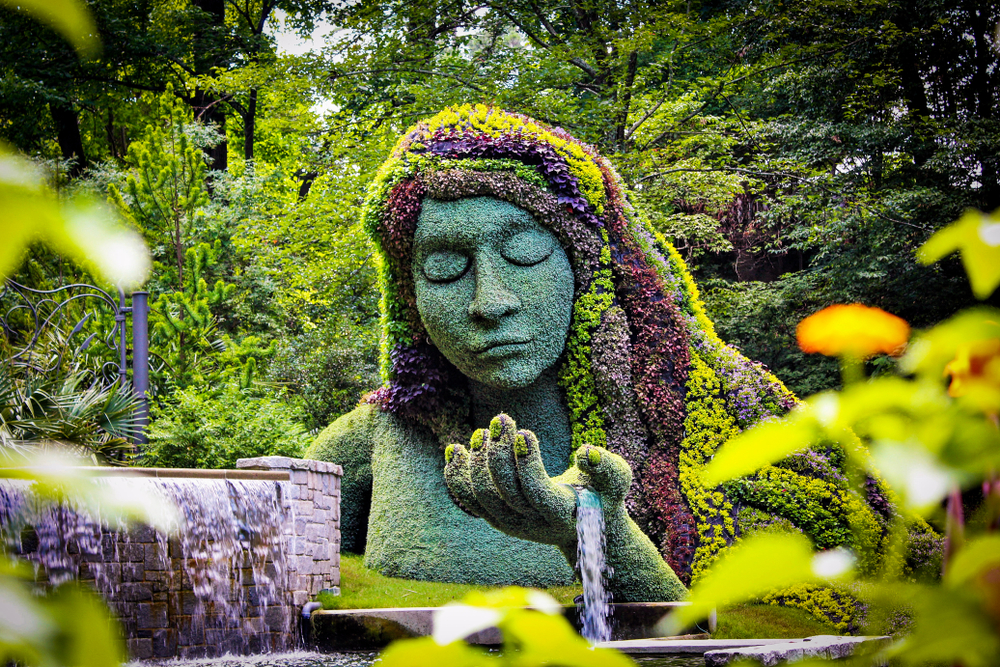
[305,403,377,554]
[444,413,687,602]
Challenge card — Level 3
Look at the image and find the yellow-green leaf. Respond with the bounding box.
[0,146,150,287]
[945,535,1000,587]
[658,533,831,632]
[701,412,817,486]
[0,0,99,57]
[918,209,1000,300]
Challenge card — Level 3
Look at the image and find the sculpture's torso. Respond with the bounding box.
[339,405,575,586]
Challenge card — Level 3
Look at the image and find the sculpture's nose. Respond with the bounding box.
[468,256,520,320]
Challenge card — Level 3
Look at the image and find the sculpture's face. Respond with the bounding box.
[412,197,575,390]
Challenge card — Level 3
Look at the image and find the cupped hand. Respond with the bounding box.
[443,413,632,549]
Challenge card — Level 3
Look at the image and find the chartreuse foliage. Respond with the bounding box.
[671,209,1000,665]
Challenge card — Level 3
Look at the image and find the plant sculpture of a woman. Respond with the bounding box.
[307,106,930,614]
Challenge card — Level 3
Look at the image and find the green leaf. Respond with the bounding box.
[945,535,1000,587]
[379,636,491,667]
[918,209,1000,300]
[46,586,125,667]
[900,307,1000,379]
[658,533,852,632]
[701,412,817,486]
[0,146,150,287]
[0,0,99,57]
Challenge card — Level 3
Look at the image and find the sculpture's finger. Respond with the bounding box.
[468,427,521,524]
[574,445,632,503]
[486,416,532,515]
[514,429,576,532]
[444,444,487,518]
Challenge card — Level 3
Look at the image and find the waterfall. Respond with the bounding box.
[0,476,297,656]
[575,487,611,643]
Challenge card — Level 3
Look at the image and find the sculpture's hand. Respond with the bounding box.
[444,413,688,602]
[442,413,630,550]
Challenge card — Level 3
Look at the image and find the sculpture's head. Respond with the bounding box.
[412,196,574,390]
[361,105,797,578]
[362,104,794,454]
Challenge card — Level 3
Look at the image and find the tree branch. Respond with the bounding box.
[638,36,869,150]
[634,167,929,231]
[329,67,487,94]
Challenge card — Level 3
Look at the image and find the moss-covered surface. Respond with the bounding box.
[713,603,841,640]
[319,554,581,610]
[329,404,575,587]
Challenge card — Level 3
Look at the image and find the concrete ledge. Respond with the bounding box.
[703,635,890,665]
[308,602,707,651]
[602,638,790,655]
[8,466,289,481]
[237,456,343,476]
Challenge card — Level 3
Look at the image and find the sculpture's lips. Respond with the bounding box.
[473,339,532,355]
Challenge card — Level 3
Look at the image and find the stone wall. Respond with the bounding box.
[237,456,343,606]
[2,457,342,660]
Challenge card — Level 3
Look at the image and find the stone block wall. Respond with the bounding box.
[2,457,342,660]
[236,456,343,606]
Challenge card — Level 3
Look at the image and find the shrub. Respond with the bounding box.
[143,382,310,469]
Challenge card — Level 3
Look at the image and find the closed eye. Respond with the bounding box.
[500,230,555,266]
[423,250,470,282]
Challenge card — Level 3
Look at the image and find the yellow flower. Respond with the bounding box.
[944,338,1000,400]
[797,304,910,358]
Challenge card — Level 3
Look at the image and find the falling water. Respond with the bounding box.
[0,476,296,656]
[575,487,611,643]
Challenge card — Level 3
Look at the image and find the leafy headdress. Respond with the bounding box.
[362,105,811,583]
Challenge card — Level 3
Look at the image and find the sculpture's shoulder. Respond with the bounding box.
[306,401,382,466]
[305,401,391,554]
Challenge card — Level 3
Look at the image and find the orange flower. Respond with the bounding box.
[797,304,910,358]
[944,338,1000,400]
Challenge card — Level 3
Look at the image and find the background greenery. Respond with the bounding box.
[1,0,997,463]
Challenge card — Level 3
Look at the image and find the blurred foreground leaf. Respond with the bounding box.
[380,587,633,667]
[658,533,854,633]
[918,208,1000,300]
[0,0,99,57]
[0,451,179,533]
[0,147,149,287]
[0,558,123,667]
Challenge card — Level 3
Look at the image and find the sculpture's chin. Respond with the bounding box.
[462,363,543,391]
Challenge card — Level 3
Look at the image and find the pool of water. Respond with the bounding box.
[128,650,705,667]
[127,651,380,667]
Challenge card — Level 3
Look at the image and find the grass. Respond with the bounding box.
[321,556,841,640]
[713,603,841,639]
[318,553,583,610]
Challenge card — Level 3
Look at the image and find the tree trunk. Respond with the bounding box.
[191,0,228,171]
[49,100,88,177]
[244,89,257,161]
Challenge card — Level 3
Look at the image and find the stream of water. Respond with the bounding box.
[575,486,612,643]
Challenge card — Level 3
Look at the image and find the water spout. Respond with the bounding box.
[574,486,611,643]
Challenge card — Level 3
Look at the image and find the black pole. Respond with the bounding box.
[131,291,149,445]
[117,289,128,385]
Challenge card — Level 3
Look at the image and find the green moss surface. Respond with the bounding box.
[321,403,575,587]
[306,402,377,553]
[319,553,582,610]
